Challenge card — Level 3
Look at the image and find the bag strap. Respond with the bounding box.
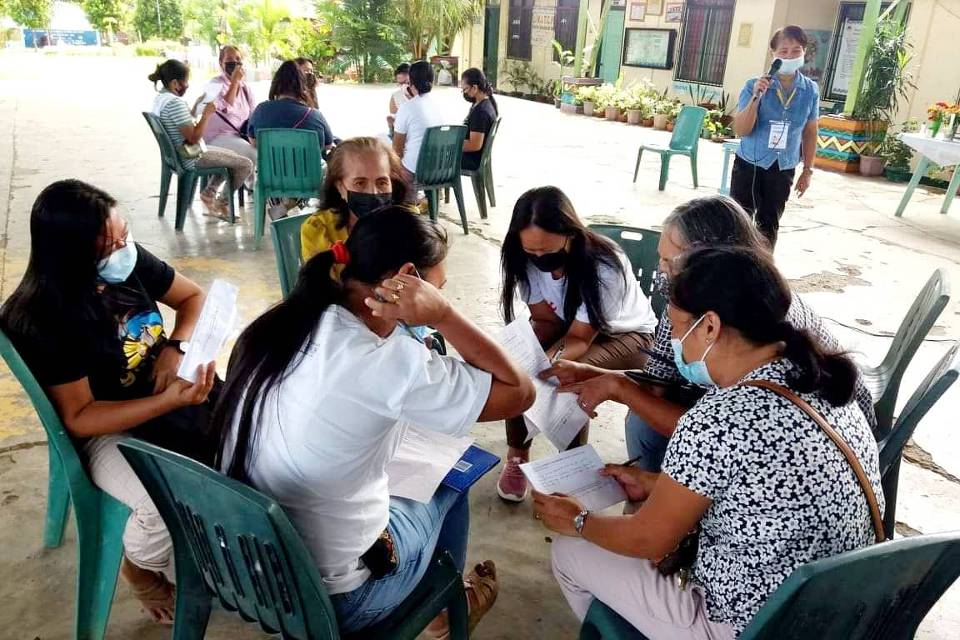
[291,107,312,130]
[741,379,886,543]
[215,111,244,136]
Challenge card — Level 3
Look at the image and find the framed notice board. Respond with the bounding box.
[622,28,676,70]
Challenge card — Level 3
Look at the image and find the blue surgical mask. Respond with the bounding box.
[97,236,138,284]
[670,314,716,388]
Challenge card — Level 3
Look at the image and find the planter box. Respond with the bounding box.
[605,106,620,121]
[816,115,888,173]
[653,114,669,130]
[627,109,642,125]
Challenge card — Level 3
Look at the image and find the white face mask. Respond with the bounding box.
[776,54,805,75]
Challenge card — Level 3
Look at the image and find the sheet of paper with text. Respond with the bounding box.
[176,279,238,383]
[520,445,627,511]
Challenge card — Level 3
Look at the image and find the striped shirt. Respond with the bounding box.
[152,91,196,169]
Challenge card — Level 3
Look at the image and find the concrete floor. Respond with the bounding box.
[1,51,960,638]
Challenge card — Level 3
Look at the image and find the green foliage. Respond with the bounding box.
[396,0,482,59]
[551,39,575,68]
[181,0,224,50]
[226,0,294,64]
[81,0,127,33]
[853,17,914,125]
[134,0,182,41]
[135,38,180,56]
[317,0,406,83]
[879,128,914,170]
[6,0,52,30]
[501,60,543,95]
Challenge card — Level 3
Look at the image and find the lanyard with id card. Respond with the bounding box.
[768,121,789,150]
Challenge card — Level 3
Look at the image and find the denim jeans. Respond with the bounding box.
[624,410,670,473]
[331,485,469,632]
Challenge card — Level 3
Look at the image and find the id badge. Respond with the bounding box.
[768,121,789,150]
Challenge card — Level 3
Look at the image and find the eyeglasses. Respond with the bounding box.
[103,220,130,255]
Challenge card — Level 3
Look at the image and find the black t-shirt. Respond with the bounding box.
[463,98,497,166]
[12,244,174,401]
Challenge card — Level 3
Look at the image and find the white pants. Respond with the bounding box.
[209,134,257,188]
[83,434,173,580]
[552,536,735,640]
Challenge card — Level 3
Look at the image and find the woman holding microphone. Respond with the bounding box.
[731,25,819,248]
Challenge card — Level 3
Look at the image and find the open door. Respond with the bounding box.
[597,6,625,83]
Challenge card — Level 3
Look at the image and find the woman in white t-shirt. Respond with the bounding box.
[496,186,658,503]
[393,60,447,182]
[214,207,534,636]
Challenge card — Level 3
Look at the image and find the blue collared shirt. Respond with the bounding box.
[735,72,820,171]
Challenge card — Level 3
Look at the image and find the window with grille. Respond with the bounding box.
[675,0,736,86]
[554,0,579,57]
[507,0,534,60]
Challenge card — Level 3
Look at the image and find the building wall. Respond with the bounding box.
[900,0,960,126]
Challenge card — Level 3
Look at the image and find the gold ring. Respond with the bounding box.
[392,292,401,303]
[396,281,405,292]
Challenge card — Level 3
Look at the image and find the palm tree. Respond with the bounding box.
[397,0,482,59]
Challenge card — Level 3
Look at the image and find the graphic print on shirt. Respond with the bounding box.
[100,283,167,389]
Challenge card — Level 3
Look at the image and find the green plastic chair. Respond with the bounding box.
[580,532,960,640]
[414,125,469,234]
[271,212,313,299]
[117,439,469,640]
[860,269,950,439]
[0,328,130,640]
[142,112,242,231]
[632,106,707,191]
[254,129,325,247]
[446,117,501,220]
[588,225,665,317]
[878,341,960,538]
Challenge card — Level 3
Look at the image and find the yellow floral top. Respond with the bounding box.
[300,208,350,262]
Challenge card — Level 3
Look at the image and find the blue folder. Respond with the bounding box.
[442,445,501,493]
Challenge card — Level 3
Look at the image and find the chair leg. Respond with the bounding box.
[659,155,670,191]
[452,181,468,235]
[237,186,245,207]
[43,450,70,549]
[470,173,488,220]
[74,495,128,640]
[690,152,699,189]
[170,551,213,640]
[444,187,450,204]
[175,173,196,232]
[427,190,439,222]
[882,457,901,539]
[158,167,172,218]
[633,148,643,183]
[446,584,470,640]
[254,187,266,247]
[484,164,496,207]
[223,170,236,224]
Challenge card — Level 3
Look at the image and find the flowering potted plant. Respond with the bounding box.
[926,101,952,138]
[653,99,673,130]
[578,85,599,117]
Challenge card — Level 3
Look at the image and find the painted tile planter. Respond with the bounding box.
[816,115,887,173]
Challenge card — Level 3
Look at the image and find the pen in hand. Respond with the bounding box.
[551,341,565,364]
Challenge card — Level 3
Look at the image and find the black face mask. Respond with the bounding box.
[224,61,240,76]
[462,89,475,103]
[174,82,189,97]
[304,72,317,89]
[527,250,568,272]
[347,191,392,218]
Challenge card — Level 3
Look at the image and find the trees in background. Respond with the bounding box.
[397,0,482,59]
[4,0,52,31]
[317,0,406,82]
[133,0,182,40]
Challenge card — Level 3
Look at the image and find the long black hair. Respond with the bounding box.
[501,186,626,333]
[461,67,498,114]
[214,208,448,481]
[269,59,309,103]
[663,196,770,252]
[409,60,433,95]
[670,246,858,406]
[0,180,116,339]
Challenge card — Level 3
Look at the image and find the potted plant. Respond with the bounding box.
[622,87,643,124]
[665,99,682,132]
[879,131,914,182]
[578,85,598,117]
[595,83,620,120]
[653,98,672,129]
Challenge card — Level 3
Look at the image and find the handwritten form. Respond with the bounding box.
[387,426,474,503]
[520,445,627,511]
[497,318,589,450]
[177,279,238,383]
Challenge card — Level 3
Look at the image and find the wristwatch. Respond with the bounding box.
[573,510,590,536]
[164,339,190,354]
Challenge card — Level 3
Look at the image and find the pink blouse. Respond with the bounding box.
[202,73,255,143]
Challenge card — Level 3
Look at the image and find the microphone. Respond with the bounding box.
[752,58,782,101]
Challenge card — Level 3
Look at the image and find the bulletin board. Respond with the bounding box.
[622,28,677,70]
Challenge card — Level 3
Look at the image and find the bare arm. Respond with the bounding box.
[545,319,598,362]
[462,130,486,153]
[392,132,406,160]
[180,102,216,144]
[802,118,817,171]
[152,273,205,393]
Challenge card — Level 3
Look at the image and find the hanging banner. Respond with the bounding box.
[531,6,556,45]
[833,20,862,96]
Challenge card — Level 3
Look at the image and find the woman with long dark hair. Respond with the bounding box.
[496,186,657,503]
[300,137,411,261]
[543,195,876,474]
[0,180,219,623]
[247,59,337,152]
[215,208,534,636]
[537,246,882,639]
[459,67,498,170]
[294,56,320,108]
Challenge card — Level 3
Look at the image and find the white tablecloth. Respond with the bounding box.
[899,133,960,166]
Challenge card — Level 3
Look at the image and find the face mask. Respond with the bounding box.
[347,191,392,218]
[776,54,805,75]
[175,81,189,97]
[304,72,317,88]
[462,89,475,103]
[224,61,240,76]
[527,250,567,273]
[670,314,716,388]
[653,270,669,296]
[97,236,138,284]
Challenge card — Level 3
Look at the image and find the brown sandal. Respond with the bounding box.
[120,557,175,625]
[425,560,499,640]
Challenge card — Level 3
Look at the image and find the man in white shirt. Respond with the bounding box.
[393,60,449,182]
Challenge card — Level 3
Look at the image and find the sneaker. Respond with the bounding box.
[496,457,528,503]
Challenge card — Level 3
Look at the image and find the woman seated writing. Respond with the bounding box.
[547,195,877,473]
[496,186,657,503]
[536,246,883,639]
[300,137,410,261]
[0,180,219,623]
[459,68,498,171]
[214,208,535,635]
[248,60,337,152]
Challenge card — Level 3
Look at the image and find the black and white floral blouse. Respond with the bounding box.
[644,293,878,433]
[661,358,883,635]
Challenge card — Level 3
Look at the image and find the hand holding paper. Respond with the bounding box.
[520,445,627,511]
[177,279,238,383]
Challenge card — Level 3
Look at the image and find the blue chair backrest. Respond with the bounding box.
[669,106,708,152]
[271,212,312,299]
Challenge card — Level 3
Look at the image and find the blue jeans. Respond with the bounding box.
[331,485,469,632]
[624,411,670,473]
